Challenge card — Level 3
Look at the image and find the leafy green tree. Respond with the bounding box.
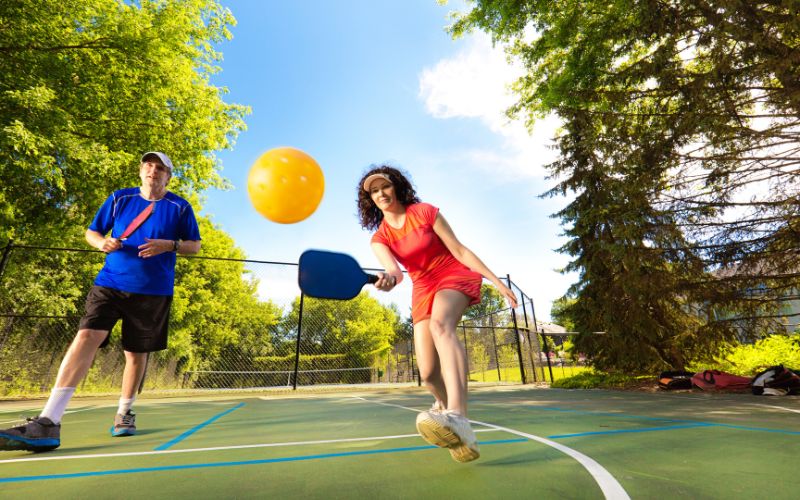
[0,0,261,391]
[468,341,490,381]
[169,218,283,373]
[0,0,247,246]
[281,293,400,368]
[550,296,576,333]
[465,283,507,321]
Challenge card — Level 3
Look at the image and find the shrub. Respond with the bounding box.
[703,335,800,376]
[551,371,651,389]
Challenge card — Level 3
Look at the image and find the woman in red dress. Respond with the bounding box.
[357,165,517,463]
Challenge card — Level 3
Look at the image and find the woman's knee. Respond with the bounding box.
[418,368,439,385]
[428,318,455,339]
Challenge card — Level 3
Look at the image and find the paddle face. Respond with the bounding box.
[298,250,378,300]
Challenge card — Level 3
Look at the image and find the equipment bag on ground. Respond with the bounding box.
[751,365,800,396]
[691,370,751,391]
[658,370,695,390]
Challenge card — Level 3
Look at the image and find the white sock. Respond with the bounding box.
[118,397,135,415]
[40,387,76,424]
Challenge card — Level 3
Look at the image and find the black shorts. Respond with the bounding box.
[78,286,173,353]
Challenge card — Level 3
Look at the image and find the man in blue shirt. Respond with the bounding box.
[0,152,201,452]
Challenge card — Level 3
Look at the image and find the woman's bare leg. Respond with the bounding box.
[413,320,447,408]
[427,289,470,416]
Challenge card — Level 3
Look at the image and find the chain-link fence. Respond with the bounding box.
[0,243,547,396]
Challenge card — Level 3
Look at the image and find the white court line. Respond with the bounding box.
[478,392,800,416]
[0,406,101,426]
[354,397,630,500]
[754,403,800,414]
[0,429,501,465]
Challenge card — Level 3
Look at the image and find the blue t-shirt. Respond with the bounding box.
[89,188,201,295]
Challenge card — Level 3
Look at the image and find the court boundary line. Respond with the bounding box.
[0,429,503,465]
[154,402,245,450]
[353,397,630,500]
[0,406,102,426]
[541,389,800,414]
[0,439,528,483]
[548,423,712,438]
[532,406,800,436]
[754,403,800,414]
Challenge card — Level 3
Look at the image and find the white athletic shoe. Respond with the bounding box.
[415,410,460,448]
[446,412,480,463]
[415,409,480,463]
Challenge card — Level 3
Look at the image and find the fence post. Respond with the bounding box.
[411,338,420,386]
[461,324,469,377]
[520,294,538,382]
[541,332,555,382]
[507,274,527,384]
[527,296,546,382]
[292,293,305,390]
[490,314,501,381]
[0,240,13,286]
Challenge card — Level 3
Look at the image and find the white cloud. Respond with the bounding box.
[415,32,575,321]
[418,32,560,179]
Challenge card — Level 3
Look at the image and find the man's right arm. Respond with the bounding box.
[86,229,122,253]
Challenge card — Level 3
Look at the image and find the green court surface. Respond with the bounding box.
[1,386,798,499]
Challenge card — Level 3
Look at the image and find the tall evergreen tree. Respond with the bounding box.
[450,0,800,370]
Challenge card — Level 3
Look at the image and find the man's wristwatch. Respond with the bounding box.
[173,240,181,253]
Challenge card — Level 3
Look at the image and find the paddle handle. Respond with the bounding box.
[366,274,379,284]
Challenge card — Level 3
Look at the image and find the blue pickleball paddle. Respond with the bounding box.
[298,249,379,300]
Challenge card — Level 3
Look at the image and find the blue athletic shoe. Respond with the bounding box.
[0,416,61,452]
[110,410,136,437]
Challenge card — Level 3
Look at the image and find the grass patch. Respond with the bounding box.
[470,365,590,383]
[551,370,653,389]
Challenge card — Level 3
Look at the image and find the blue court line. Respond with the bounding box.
[537,407,694,424]
[0,438,528,484]
[534,406,800,437]
[711,423,800,435]
[548,423,712,439]
[154,402,246,451]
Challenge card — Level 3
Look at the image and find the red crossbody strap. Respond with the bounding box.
[119,201,155,240]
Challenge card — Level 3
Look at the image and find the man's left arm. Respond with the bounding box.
[176,240,200,255]
[176,202,201,255]
[138,201,201,258]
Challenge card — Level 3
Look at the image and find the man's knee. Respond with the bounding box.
[73,328,108,348]
[124,351,148,364]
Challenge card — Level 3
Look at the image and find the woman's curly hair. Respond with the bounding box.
[356,164,420,231]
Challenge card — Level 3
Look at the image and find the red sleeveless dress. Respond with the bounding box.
[371,203,482,323]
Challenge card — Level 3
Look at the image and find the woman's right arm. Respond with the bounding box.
[370,242,403,291]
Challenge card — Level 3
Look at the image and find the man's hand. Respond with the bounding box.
[99,237,123,253]
[138,238,172,258]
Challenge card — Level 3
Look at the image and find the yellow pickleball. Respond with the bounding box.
[247,147,325,224]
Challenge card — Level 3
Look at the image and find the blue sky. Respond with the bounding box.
[203,0,574,320]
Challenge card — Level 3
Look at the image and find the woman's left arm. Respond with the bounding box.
[433,213,518,308]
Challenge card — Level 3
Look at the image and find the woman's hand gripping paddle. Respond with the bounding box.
[298,250,379,300]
